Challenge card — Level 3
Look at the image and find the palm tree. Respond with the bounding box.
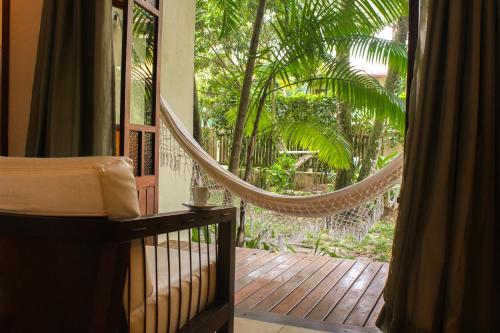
[228,0,268,176]
[228,0,407,168]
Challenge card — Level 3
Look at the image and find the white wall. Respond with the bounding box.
[158,0,196,212]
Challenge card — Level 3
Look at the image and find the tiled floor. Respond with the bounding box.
[235,317,329,333]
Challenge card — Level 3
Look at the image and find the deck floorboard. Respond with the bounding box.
[235,248,387,330]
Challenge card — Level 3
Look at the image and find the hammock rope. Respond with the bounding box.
[159,98,403,239]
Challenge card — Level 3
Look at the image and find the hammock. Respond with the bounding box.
[159,98,403,239]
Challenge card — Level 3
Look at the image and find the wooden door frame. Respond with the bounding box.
[1,0,10,156]
[118,0,163,214]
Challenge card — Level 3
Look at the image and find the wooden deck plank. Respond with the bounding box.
[344,264,389,327]
[364,291,385,328]
[305,260,370,321]
[235,253,293,291]
[235,248,271,270]
[235,251,281,280]
[286,259,356,319]
[234,254,307,305]
[251,255,332,312]
[325,261,383,324]
[269,258,343,315]
[235,247,264,263]
[236,255,320,310]
[233,248,387,331]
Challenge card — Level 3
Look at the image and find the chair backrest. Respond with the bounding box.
[0,156,140,218]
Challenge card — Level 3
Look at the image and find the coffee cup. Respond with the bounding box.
[192,186,210,205]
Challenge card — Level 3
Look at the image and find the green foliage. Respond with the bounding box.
[300,218,395,262]
[275,94,337,127]
[280,121,351,169]
[376,151,399,169]
[326,218,395,262]
[262,154,297,191]
[195,0,408,181]
[309,230,341,257]
[243,206,396,262]
[191,225,216,244]
[214,0,244,37]
[243,219,299,251]
[245,228,280,251]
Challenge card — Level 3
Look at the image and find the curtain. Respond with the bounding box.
[377,0,499,332]
[26,0,115,157]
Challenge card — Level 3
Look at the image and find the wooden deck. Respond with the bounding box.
[234,247,388,332]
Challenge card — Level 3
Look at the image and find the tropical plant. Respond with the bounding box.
[262,154,297,191]
[218,0,408,171]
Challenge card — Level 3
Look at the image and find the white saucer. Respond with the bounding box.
[182,202,218,211]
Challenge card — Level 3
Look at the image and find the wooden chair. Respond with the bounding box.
[0,157,235,333]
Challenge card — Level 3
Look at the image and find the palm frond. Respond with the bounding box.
[269,61,406,131]
[331,35,408,75]
[280,120,352,169]
[215,0,244,38]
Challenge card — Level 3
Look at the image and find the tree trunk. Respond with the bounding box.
[236,81,270,247]
[357,17,409,181]
[193,76,202,144]
[334,101,355,190]
[227,0,267,175]
[358,118,384,181]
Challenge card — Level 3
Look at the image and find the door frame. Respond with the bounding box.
[115,0,163,215]
[1,0,10,156]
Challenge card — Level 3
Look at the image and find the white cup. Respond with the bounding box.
[192,186,210,205]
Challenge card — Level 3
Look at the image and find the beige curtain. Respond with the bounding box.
[26,0,115,157]
[377,0,499,332]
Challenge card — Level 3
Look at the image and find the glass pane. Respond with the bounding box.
[144,132,155,176]
[146,0,159,9]
[113,7,124,154]
[113,7,123,125]
[130,4,157,125]
[129,130,142,176]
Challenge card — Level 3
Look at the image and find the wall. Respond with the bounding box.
[7,0,43,156]
[158,0,196,212]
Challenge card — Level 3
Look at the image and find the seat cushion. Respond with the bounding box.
[128,246,217,333]
[0,156,140,219]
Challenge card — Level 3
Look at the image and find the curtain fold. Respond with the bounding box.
[26,0,115,157]
[377,0,499,332]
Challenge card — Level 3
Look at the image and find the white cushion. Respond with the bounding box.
[127,246,217,333]
[0,156,140,219]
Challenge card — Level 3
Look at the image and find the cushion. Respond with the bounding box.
[127,246,217,333]
[0,156,140,219]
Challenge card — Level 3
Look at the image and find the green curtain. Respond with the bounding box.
[26,0,115,157]
[377,0,499,332]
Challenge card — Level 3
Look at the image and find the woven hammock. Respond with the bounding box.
[160,98,402,213]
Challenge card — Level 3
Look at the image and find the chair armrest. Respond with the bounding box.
[0,207,236,242]
[111,207,236,241]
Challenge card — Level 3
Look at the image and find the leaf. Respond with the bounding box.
[280,120,352,169]
[215,0,244,38]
